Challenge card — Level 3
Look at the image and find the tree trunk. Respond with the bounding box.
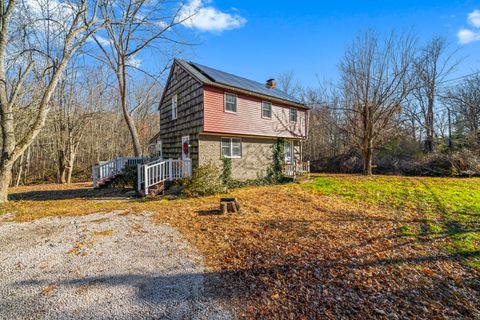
[123,106,142,156]
[57,150,67,183]
[118,64,142,157]
[424,85,435,153]
[362,142,373,175]
[0,162,14,203]
[65,149,76,184]
[15,152,24,187]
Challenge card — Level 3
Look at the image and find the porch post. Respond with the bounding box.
[92,166,97,188]
[144,164,149,195]
[137,163,142,193]
[168,158,173,181]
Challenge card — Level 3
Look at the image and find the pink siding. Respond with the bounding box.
[203,86,307,138]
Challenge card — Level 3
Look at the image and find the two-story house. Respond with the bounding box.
[150,59,309,180]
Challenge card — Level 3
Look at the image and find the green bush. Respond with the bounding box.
[266,138,286,183]
[183,162,225,196]
[221,156,233,186]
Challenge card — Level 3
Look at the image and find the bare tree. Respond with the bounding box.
[277,70,302,98]
[443,73,480,148]
[92,0,191,156]
[52,63,101,183]
[0,0,101,202]
[339,30,416,175]
[411,37,458,152]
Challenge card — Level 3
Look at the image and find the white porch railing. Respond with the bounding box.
[283,161,310,179]
[137,158,192,195]
[93,156,192,194]
[92,156,144,188]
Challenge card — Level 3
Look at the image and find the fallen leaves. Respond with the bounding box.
[151,183,480,319]
[3,176,479,318]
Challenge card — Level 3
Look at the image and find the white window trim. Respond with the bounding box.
[224,93,237,113]
[261,101,272,119]
[221,137,242,159]
[290,107,298,122]
[172,94,178,120]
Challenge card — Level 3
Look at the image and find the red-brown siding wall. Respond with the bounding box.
[203,86,307,138]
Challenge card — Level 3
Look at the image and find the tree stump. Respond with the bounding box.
[220,197,241,214]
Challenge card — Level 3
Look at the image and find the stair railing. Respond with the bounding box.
[92,156,144,188]
[137,158,192,195]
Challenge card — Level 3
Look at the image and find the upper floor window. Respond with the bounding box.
[290,108,298,122]
[224,93,237,112]
[172,94,178,120]
[262,101,272,119]
[221,137,242,158]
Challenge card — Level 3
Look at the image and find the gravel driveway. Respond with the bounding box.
[0,211,231,320]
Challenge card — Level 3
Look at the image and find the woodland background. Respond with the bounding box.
[3,0,480,189]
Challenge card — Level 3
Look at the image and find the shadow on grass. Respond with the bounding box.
[8,187,138,201]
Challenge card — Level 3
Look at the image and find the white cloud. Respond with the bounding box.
[457,9,480,44]
[95,36,112,47]
[468,9,480,27]
[178,0,246,32]
[458,28,480,44]
[127,56,142,68]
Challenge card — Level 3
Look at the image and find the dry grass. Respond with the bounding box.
[2,176,479,318]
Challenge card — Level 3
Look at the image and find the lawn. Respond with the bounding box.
[307,175,480,269]
[1,175,479,318]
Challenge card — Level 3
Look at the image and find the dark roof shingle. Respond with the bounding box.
[176,59,304,106]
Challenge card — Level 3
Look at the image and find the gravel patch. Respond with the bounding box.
[0,211,232,320]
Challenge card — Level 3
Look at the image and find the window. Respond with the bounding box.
[284,141,293,164]
[224,93,237,112]
[262,101,272,118]
[221,138,242,158]
[290,108,298,122]
[172,94,178,120]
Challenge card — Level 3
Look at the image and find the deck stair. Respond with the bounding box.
[95,176,117,189]
[137,158,192,196]
[92,156,192,195]
[92,157,144,189]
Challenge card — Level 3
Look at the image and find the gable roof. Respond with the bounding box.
[175,59,307,108]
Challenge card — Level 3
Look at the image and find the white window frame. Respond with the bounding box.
[224,93,237,113]
[172,94,178,120]
[221,137,242,159]
[290,108,298,122]
[262,101,272,119]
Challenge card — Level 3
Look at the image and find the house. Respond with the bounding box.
[149,59,309,180]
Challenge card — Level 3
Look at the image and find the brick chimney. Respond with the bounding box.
[266,78,276,89]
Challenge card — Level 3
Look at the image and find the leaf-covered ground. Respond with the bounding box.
[2,175,479,319]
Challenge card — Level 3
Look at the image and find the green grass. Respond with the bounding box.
[307,175,480,269]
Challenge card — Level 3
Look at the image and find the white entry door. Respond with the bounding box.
[284,141,294,164]
[181,135,190,160]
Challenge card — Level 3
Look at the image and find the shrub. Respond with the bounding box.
[399,150,480,177]
[183,162,225,196]
[266,138,286,183]
[111,165,138,188]
[221,156,233,186]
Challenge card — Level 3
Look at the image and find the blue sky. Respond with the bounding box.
[173,0,480,88]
